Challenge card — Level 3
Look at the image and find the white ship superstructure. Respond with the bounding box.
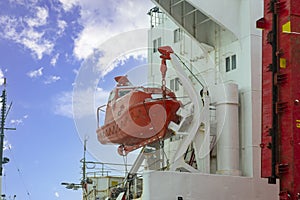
[141,0,279,199]
[84,1,283,199]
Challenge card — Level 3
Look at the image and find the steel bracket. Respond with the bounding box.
[276,163,289,175]
[276,73,288,84]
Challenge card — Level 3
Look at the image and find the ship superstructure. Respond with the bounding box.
[138,0,278,199]
[86,0,300,199]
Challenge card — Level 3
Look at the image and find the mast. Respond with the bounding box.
[0,78,15,197]
[0,78,7,178]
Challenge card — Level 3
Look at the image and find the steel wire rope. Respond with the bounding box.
[173,53,205,88]
[146,158,161,169]
[122,154,128,177]
[7,146,32,200]
[161,143,170,169]
[3,171,6,196]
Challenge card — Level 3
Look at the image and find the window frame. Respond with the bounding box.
[174,28,182,43]
[170,77,180,91]
[153,37,162,53]
[225,54,237,72]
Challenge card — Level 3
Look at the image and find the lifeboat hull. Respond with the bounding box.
[97,96,180,155]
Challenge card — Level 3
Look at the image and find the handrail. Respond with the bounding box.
[96,105,106,128]
[174,53,205,88]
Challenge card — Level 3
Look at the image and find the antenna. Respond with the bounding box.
[83,138,87,182]
[0,78,16,198]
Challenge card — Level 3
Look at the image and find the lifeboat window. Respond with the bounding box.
[118,90,131,98]
[108,90,116,102]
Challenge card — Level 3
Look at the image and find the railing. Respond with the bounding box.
[96,105,106,128]
[148,6,166,28]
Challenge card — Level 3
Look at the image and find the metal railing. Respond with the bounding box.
[96,105,106,128]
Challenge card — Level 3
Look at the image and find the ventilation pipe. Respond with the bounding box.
[214,83,240,176]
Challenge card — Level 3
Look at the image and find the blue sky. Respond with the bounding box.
[0,0,153,199]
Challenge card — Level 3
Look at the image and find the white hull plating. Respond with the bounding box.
[142,171,278,200]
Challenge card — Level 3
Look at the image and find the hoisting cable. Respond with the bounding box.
[160,56,167,99]
[8,145,32,199]
[4,102,12,121]
[160,140,169,170]
[174,53,205,88]
[3,171,6,195]
[122,153,128,177]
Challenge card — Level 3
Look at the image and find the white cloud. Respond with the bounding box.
[8,0,37,6]
[72,69,79,75]
[0,69,5,85]
[44,75,61,84]
[93,32,148,78]
[51,53,60,66]
[94,87,110,107]
[0,2,72,60]
[57,0,154,60]
[21,34,54,59]
[0,6,54,60]
[8,0,24,5]
[57,20,67,35]
[25,6,48,27]
[58,0,79,11]
[54,192,59,198]
[3,140,12,151]
[10,115,28,126]
[10,119,23,125]
[27,67,43,78]
[54,87,110,119]
[53,91,73,118]
[1,0,153,64]
[73,87,110,119]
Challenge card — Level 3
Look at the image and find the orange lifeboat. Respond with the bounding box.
[96,76,181,155]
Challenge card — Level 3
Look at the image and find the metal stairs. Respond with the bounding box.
[152,0,237,48]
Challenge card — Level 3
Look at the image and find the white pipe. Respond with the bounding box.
[215,83,240,175]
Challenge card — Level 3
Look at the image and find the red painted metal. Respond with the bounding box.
[96,76,180,155]
[261,0,300,198]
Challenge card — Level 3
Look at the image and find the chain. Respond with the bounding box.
[160,59,167,98]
